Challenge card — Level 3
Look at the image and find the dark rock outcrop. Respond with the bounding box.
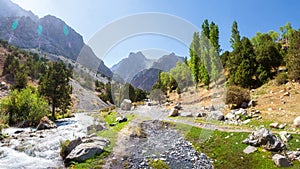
[36,116,57,130]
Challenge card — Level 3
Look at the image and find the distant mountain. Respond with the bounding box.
[111,51,154,82]
[111,51,184,90]
[0,0,38,21]
[130,68,161,91]
[152,52,184,71]
[0,0,112,77]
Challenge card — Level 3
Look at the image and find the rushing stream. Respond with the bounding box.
[0,112,96,169]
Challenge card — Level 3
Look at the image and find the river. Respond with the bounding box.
[0,112,96,169]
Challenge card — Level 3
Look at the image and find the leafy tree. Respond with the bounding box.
[170,62,193,90]
[189,32,201,85]
[13,65,28,90]
[230,21,241,50]
[253,33,282,84]
[135,88,147,102]
[209,22,220,54]
[201,19,210,39]
[39,62,72,118]
[280,22,294,43]
[286,29,300,81]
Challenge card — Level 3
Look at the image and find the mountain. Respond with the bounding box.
[130,68,161,91]
[151,52,184,71]
[111,51,184,91]
[111,51,154,82]
[0,0,112,77]
[0,0,38,21]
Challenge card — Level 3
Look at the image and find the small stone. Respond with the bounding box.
[243,145,257,154]
[270,122,279,129]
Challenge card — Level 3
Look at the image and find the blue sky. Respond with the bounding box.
[11,0,300,67]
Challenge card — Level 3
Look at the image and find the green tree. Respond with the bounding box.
[189,32,201,85]
[202,19,210,39]
[280,22,294,43]
[253,33,282,84]
[229,37,256,88]
[230,21,241,50]
[286,30,300,81]
[13,65,28,90]
[170,62,193,90]
[39,62,72,118]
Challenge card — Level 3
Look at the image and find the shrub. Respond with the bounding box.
[226,85,250,108]
[275,72,288,86]
[0,87,49,126]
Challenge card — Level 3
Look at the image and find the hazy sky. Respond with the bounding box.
[11,0,300,67]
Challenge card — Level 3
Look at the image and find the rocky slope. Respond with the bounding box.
[130,68,161,91]
[0,0,112,77]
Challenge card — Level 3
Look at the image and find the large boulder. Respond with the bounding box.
[242,128,285,151]
[64,136,109,163]
[36,116,57,130]
[272,154,291,167]
[87,124,105,134]
[169,108,179,117]
[120,99,132,111]
[208,111,224,121]
[61,137,82,159]
[294,116,300,127]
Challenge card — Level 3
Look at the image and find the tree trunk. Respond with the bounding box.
[52,104,55,119]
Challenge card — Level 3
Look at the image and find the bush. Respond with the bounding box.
[275,72,288,86]
[148,159,170,169]
[0,87,49,126]
[226,85,250,108]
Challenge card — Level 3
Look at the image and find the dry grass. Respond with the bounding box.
[252,81,300,124]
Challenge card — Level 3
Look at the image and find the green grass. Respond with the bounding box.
[73,111,135,168]
[173,122,300,169]
[148,159,170,169]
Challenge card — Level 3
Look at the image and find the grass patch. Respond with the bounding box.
[148,159,170,169]
[73,111,134,168]
[173,122,300,169]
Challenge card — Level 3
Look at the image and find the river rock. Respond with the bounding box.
[270,122,279,129]
[208,111,224,121]
[87,124,105,133]
[242,128,285,151]
[116,116,128,123]
[61,137,82,159]
[180,112,193,117]
[272,154,291,167]
[65,137,109,163]
[294,116,300,127]
[36,116,57,130]
[196,112,207,117]
[169,108,179,117]
[120,99,132,111]
[243,145,257,154]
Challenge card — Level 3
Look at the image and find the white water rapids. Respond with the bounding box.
[0,113,96,169]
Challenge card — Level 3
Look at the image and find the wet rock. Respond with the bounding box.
[294,116,300,127]
[36,116,57,130]
[208,111,224,121]
[243,145,257,154]
[272,154,291,167]
[169,108,179,117]
[14,130,24,134]
[87,124,105,133]
[61,137,82,159]
[116,116,128,123]
[64,137,109,163]
[180,112,193,117]
[242,128,285,151]
[120,99,132,111]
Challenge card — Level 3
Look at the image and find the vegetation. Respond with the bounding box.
[148,159,170,169]
[174,123,300,169]
[225,85,250,108]
[0,86,49,126]
[39,62,72,118]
